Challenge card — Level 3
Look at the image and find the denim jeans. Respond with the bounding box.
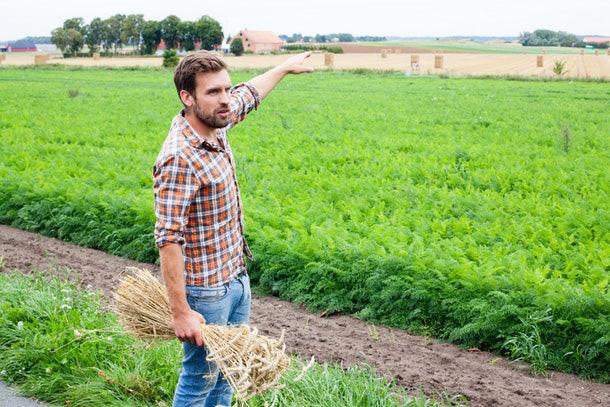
[172,273,251,407]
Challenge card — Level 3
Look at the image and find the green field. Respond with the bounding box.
[359,40,595,54]
[0,66,609,381]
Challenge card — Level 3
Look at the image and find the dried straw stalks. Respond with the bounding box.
[114,267,290,402]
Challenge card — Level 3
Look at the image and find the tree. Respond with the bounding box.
[51,27,84,55]
[179,21,197,51]
[51,28,69,53]
[103,14,126,52]
[287,33,303,43]
[161,15,181,49]
[141,20,162,54]
[85,17,106,52]
[194,16,223,50]
[231,38,244,56]
[121,14,144,49]
[163,49,179,67]
[63,17,86,35]
[315,34,328,43]
[519,29,578,47]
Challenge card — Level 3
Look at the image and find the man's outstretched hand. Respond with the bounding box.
[250,52,314,99]
[280,52,314,74]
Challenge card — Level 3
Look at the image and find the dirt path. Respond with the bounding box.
[1,224,608,406]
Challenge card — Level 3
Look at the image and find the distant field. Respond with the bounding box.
[358,40,595,54]
[3,50,609,79]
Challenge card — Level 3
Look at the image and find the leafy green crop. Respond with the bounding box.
[0,67,608,381]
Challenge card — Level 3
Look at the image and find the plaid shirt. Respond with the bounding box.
[153,82,261,287]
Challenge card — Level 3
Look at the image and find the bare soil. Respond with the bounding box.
[1,224,608,406]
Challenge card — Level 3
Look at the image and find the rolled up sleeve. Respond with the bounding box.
[227,82,261,129]
[153,154,201,248]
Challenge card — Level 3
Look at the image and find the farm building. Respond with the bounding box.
[7,39,37,52]
[583,36,610,44]
[232,30,283,53]
[35,44,58,53]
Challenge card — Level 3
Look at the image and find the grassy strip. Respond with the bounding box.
[0,266,453,406]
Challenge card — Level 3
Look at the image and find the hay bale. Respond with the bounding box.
[34,54,49,65]
[536,55,544,67]
[434,54,444,69]
[410,55,420,72]
[380,49,387,58]
[580,49,584,55]
[594,49,599,56]
[324,52,334,68]
[0,54,5,63]
[93,52,101,60]
[115,267,293,402]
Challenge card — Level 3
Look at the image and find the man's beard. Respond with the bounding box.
[192,100,230,129]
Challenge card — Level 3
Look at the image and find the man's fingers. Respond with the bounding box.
[195,332,204,347]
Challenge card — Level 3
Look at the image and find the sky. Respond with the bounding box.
[1,0,609,41]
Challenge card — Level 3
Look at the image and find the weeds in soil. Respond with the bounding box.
[502,308,553,375]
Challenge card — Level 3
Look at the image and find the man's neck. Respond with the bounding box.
[183,110,217,143]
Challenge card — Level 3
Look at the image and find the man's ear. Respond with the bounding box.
[179,90,194,107]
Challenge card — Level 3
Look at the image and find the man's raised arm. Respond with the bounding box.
[227,52,313,128]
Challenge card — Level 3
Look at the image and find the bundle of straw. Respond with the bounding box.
[114,267,290,401]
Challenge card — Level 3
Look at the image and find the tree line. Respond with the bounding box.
[519,29,609,49]
[51,15,223,56]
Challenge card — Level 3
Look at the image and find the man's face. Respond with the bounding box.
[187,69,232,129]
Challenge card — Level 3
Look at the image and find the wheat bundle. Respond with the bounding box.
[114,267,290,401]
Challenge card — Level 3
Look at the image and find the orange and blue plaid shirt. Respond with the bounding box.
[153,82,260,287]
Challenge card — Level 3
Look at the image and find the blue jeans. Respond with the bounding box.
[172,273,251,407]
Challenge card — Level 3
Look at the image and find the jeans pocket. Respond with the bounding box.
[186,285,229,303]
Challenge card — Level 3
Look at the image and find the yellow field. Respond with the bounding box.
[2,51,609,79]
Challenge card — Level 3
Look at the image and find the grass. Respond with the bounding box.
[0,67,608,381]
[0,267,460,406]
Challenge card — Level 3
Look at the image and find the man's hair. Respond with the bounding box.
[173,51,228,103]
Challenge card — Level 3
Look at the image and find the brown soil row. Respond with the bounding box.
[1,224,609,406]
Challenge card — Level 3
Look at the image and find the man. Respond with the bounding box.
[153,51,313,406]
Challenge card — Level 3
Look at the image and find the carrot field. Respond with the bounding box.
[0,66,608,381]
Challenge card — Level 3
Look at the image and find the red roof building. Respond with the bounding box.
[233,30,283,53]
[583,37,610,43]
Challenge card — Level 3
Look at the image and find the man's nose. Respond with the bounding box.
[219,90,230,104]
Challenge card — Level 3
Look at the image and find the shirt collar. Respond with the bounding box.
[178,110,223,152]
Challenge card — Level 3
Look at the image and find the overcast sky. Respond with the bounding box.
[1,0,609,41]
